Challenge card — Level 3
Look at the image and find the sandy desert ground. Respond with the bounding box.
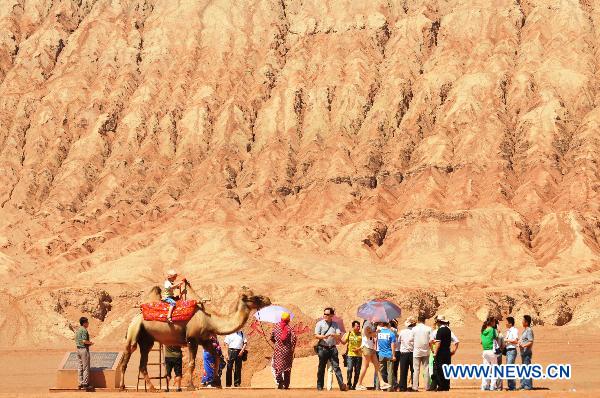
[2,325,599,397]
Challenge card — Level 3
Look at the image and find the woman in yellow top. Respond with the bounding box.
[341,321,363,390]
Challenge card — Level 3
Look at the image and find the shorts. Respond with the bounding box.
[163,297,177,306]
[165,357,182,377]
[362,347,376,356]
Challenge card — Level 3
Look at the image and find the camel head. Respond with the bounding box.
[239,287,271,310]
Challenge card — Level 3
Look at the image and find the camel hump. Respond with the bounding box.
[146,285,162,302]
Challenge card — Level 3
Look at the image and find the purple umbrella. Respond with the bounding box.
[357,299,401,322]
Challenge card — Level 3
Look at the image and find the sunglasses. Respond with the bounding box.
[323,313,333,316]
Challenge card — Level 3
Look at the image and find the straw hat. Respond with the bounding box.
[404,316,417,327]
[436,315,450,324]
[166,269,178,277]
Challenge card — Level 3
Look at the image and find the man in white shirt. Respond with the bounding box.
[224,331,247,387]
[398,316,415,391]
[411,315,432,391]
[504,316,519,391]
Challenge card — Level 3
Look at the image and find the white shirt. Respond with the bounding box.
[162,280,175,299]
[505,326,518,349]
[398,328,414,353]
[224,331,247,350]
[412,323,432,357]
[361,322,375,349]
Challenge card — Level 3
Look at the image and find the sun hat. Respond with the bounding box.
[166,269,178,277]
[404,316,417,327]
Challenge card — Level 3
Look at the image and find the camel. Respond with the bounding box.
[119,283,270,390]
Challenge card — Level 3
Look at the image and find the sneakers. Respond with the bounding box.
[380,382,392,390]
[355,385,367,391]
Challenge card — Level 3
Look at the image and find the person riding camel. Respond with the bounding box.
[163,269,186,323]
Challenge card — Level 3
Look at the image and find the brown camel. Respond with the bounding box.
[119,283,270,390]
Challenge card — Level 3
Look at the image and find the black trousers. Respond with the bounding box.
[398,352,413,391]
[392,354,400,388]
[434,353,451,391]
[346,356,362,389]
[226,348,243,387]
[317,346,344,390]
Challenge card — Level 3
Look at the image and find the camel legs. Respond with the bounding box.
[186,340,198,390]
[120,315,142,390]
[119,343,137,390]
[138,333,157,391]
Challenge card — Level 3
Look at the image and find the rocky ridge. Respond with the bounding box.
[0,0,599,347]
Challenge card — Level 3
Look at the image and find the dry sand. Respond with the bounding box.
[1,325,599,397]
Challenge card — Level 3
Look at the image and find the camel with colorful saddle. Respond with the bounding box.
[119,282,270,390]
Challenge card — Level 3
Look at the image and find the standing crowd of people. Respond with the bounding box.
[73,299,535,392]
[307,309,536,392]
[480,314,535,391]
[312,308,459,392]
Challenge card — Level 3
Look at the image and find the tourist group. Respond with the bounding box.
[72,270,535,392]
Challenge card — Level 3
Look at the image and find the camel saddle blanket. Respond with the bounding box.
[141,300,197,322]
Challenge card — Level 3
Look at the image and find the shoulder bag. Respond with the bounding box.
[313,323,333,354]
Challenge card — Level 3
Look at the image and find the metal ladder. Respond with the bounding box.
[137,343,166,391]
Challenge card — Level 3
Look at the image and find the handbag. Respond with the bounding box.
[313,323,333,354]
[241,349,248,362]
[494,333,503,355]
